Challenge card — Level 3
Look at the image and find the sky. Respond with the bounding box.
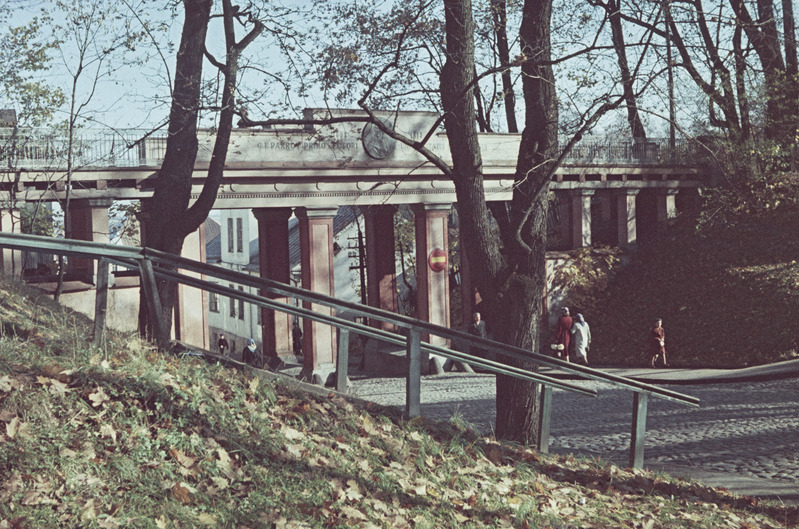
[2,0,729,139]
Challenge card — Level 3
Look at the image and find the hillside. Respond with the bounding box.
[583,207,799,368]
[0,277,796,528]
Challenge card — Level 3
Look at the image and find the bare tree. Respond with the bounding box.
[729,0,798,144]
[50,0,148,300]
[590,0,648,139]
[139,0,263,347]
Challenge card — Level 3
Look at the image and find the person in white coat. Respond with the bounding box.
[570,313,591,365]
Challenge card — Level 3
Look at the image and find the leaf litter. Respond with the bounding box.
[0,274,794,528]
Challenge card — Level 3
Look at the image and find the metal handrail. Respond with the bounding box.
[0,231,697,406]
[142,246,699,407]
[119,259,598,398]
[0,127,695,168]
[0,231,700,467]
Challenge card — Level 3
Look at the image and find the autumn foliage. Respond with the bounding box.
[0,275,795,527]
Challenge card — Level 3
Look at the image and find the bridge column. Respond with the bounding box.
[666,189,679,219]
[174,224,209,349]
[0,208,22,277]
[555,191,571,249]
[571,189,595,248]
[68,199,111,283]
[653,189,678,236]
[615,189,640,249]
[253,207,293,360]
[364,205,398,331]
[414,203,450,373]
[297,207,338,385]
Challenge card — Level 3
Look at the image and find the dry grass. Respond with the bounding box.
[0,275,796,528]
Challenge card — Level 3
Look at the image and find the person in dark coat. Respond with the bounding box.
[649,318,669,367]
[555,307,574,362]
[242,338,263,368]
[292,321,304,357]
[217,334,230,356]
[468,312,487,339]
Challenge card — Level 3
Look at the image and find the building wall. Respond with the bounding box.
[208,210,261,354]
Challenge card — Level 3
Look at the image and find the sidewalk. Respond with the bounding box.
[541,358,799,385]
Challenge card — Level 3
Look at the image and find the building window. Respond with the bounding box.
[236,218,243,253]
[238,286,245,320]
[229,284,236,318]
[227,218,234,253]
[209,291,219,313]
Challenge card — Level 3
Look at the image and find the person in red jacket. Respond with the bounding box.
[555,307,574,362]
[649,318,669,367]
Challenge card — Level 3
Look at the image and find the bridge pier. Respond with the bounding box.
[365,205,398,331]
[571,189,595,248]
[297,207,338,385]
[615,189,640,249]
[414,203,451,374]
[0,208,21,277]
[253,207,293,361]
[174,225,209,349]
[69,199,112,283]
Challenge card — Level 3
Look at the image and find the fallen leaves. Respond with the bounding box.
[88,387,110,408]
[0,269,794,529]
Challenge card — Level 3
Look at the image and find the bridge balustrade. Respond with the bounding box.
[1,127,695,170]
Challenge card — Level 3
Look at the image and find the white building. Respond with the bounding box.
[205,207,365,356]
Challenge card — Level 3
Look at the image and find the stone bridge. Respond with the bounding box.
[0,110,703,381]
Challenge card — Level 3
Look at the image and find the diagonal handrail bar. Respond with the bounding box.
[0,231,698,407]
[140,246,699,407]
[0,231,699,466]
[106,255,598,398]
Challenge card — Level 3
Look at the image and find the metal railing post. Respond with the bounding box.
[336,328,350,392]
[93,258,109,346]
[406,329,421,417]
[629,391,649,469]
[537,385,553,453]
[138,258,169,349]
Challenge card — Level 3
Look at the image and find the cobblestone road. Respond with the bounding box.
[349,373,799,486]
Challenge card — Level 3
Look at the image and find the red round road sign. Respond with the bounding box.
[428,248,447,272]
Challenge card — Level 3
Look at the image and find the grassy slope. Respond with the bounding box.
[0,278,796,528]
[584,207,799,368]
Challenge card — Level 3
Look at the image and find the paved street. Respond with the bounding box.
[349,371,799,501]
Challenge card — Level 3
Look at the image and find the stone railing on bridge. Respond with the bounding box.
[0,128,163,169]
[0,127,694,171]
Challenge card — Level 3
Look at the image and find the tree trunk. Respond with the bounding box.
[607,0,646,140]
[139,0,263,346]
[493,0,558,444]
[139,0,212,343]
[491,0,518,133]
[732,24,751,140]
[729,0,796,144]
[440,0,557,445]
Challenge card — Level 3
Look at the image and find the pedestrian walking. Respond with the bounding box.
[217,333,229,356]
[554,307,574,361]
[570,313,591,365]
[649,318,669,367]
[242,338,263,368]
[292,321,304,358]
[468,312,487,339]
